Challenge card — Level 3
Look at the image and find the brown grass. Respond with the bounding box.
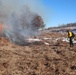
[0,32,76,75]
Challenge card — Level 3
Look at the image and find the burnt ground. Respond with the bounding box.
[0,32,76,75]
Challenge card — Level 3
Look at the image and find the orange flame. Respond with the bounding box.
[0,23,3,33]
[0,23,9,33]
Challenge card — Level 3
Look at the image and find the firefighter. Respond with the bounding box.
[67,30,75,47]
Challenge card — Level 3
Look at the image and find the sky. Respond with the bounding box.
[19,0,76,28]
[1,0,76,28]
[42,0,76,28]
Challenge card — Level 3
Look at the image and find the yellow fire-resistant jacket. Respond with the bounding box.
[68,31,72,37]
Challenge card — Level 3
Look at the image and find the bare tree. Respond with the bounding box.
[32,14,45,31]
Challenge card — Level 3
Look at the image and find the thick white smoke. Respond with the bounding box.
[0,0,44,45]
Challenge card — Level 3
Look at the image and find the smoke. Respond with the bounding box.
[0,0,44,45]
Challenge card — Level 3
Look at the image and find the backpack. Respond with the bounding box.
[72,32,75,38]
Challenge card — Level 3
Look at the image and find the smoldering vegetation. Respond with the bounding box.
[0,0,44,45]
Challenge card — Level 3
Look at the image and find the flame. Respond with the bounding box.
[0,23,3,33]
[0,23,9,33]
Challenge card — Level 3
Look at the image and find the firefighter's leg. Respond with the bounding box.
[70,37,72,47]
[71,37,74,46]
[70,37,73,47]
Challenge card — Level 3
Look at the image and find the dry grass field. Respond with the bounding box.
[0,32,76,75]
